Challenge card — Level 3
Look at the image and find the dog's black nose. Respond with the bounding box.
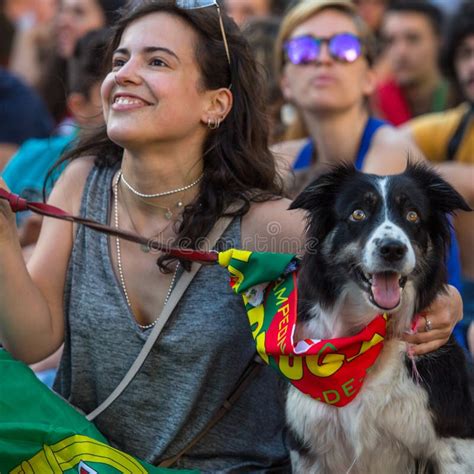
[379,239,407,262]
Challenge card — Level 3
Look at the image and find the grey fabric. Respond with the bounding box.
[53,164,290,472]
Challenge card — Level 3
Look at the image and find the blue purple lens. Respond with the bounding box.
[329,33,362,62]
[285,36,320,65]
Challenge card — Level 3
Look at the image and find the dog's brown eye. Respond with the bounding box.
[406,211,419,223]
[350,209,366,221]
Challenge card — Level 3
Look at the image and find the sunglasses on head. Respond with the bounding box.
[177,0,231,65]
[284,33,363,65]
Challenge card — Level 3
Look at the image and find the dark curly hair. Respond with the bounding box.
[51,1,283,271]
[441,1,474,87]
[386,1,444,37]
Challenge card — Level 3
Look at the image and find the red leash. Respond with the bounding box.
[0,189,218,265]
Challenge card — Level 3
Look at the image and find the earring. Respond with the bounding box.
[207,117,221,130]
[280,103,297,126]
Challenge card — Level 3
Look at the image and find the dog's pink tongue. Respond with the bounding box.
[371,272,400,309]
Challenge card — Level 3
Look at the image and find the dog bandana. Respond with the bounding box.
[218,249,388,407]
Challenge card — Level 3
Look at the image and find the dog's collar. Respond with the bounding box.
[219,249,388,407]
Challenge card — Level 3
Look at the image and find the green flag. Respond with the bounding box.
[0,350,198,473]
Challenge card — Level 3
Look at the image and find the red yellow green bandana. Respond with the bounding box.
[218,249,388,407]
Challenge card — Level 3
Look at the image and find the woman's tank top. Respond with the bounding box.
[53,164,290,472]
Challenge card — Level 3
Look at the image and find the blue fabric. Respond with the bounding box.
[292,117,386,172]
[293,140,313,170]
[461,278,474,325]
[354,117,385,170]
[454,278,474,361]
[35,368,57,388]
[0,67,54,145]
[447,226,462,290]
[2,133,74,225]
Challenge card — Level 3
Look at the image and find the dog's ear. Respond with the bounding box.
[289,164,357,212]
[405,162,472,214]
[289,164,358,242]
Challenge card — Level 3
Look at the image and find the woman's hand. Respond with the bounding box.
[403,285,463,356]
[0,177,17,244]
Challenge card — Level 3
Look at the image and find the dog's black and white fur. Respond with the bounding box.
[287,163,474,473]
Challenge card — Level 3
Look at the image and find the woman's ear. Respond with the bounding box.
[280,71,294,102]
[362,66,377,97]
[67,92,87,120]
[201,87,233,125]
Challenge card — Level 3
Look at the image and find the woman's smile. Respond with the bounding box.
[112,93,153,111]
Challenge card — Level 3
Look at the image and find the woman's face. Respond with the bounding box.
[101,12,212,151]
[281,9,375,115]
[56,0,106,58]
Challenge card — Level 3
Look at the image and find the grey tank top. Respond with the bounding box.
[53,165,290,472]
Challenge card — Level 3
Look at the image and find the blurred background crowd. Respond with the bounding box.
[0,0,473,378]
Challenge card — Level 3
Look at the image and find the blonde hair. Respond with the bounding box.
[276,0,376,141]
[275,0,375,77]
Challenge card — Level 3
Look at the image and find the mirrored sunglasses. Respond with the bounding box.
[284,33,363,65]
[176,0,231,65]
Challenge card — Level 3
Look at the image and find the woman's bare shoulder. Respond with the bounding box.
[364,125,425,175]
[272,138,308,157]
[57,156,96,184]
[271,138,308,169]
[50,156,97,213]
[272,138,308,188]
[241,198,306,253]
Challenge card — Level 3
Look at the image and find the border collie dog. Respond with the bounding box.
[287,163,473,474]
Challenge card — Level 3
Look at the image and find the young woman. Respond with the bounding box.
[0,2,303,469]
[0,1,462,469]
[273,0,421,180]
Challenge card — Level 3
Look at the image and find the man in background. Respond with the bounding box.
[373,1,452,125]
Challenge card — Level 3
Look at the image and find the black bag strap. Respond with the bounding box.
[158,354,264,468]
[446,105,473,161]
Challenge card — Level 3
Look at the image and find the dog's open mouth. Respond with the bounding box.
[357,269,407,311]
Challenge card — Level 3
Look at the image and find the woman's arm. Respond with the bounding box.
[435,162,474,206]
[363,126,426,176]
[241,198,306,254]
[0,158,93,363]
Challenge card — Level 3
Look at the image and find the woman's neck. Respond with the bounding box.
[303,106,370,166]
[118,140,204,219]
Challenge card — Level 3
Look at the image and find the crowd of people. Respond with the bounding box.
[0,0,472,470]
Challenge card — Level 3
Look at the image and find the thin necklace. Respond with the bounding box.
[119,170,184,221]
[119,173,174,253]
[113,174,179,330]
[135,192,184,221]
[120,169,203,198]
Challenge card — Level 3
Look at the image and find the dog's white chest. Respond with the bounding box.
[286,341,438,473]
